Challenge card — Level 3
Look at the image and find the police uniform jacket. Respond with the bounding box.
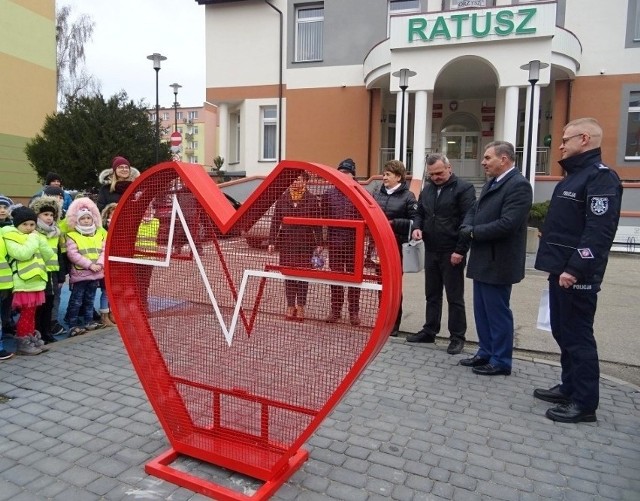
[372,181,418,248]
[413,174,476,254]
[535,148,622,287]
[463,168,532,285]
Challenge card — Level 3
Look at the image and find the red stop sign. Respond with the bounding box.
[170,131,182,146]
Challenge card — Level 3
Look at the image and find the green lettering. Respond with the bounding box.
[430,16,451,40]
[494,10,514,36]
[516,8,537,34]
[449,14,469,39]
[471,12,491,38]
[408,18,428,42]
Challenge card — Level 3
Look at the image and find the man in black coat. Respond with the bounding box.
[407,154,476,354]
[459,141,532,376]
[534,118,622,423]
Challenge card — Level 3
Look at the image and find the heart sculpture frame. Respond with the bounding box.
[105,160,402,500]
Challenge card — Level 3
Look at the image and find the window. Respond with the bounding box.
[260,106,277,161]
[189,126,199,135]
[230,113,240,163]
[176,111,183,120]
[149,113,156,122]
[626,0,640,47]
[188,155,198,164]
[189,141,198,149]
[624,91,640,161]
[448,0,492,9]
[389,0,419,14]
[295,5,323,62]
[188,110,198,120]
[162,112,169,120]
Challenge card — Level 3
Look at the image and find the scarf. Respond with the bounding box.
[36,219,61,238]
[76,223,97,236]
[289,186,306,202]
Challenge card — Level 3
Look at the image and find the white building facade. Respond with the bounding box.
[197,0,640,198]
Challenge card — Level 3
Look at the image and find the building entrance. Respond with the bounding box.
[440,133,480,178]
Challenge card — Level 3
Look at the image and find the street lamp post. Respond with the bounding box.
[392,68,416,164]
[169,83,182,133]
[147,52,167,164]
[520,59,548,184]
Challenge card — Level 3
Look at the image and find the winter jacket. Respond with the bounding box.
[1,226,54,292]
[464,168,532,285]
[535,148,622,287]
[371,181,418,248]
[96,167,140,211]
[321,186,361,248]
[66,231,105,284]
[413,174,476,254]
[269,190,321,254]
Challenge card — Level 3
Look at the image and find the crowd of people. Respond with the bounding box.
[0,155,139,359]
[1,117,622,424]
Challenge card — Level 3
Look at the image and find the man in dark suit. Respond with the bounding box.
[459,141,533,376]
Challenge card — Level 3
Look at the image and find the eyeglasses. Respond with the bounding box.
[561,133,585,145]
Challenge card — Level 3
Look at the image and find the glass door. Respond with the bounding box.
[440,133,480,178]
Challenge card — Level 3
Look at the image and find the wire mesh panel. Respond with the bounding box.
[105,160,402,496]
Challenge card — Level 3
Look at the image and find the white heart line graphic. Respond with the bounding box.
[109,195,382,346]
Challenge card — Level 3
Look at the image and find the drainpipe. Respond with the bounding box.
[265,0,284,162]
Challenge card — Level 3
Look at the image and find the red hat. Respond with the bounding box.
[111,156,130,171]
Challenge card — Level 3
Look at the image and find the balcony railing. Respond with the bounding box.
[515,147,550,175]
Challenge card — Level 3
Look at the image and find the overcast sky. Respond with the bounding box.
[61,0,206,108]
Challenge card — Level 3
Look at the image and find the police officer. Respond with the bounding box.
[534,117,622,423]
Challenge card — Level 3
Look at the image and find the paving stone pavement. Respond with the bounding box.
[0,329,639,500]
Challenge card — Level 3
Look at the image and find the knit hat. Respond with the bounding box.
[43,186,64,198]
[77,208,94,223]
[45,172,62,185]
[11,206,37,227]
[112,156,130,171]
[338,158,356,176]
[0,195,13,207]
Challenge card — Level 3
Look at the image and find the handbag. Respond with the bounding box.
[537,289,552,331]
[402,239,424,273]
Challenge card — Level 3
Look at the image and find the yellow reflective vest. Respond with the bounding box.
[135,218,160,255]
[66,231,103,269]
[0,226,53,292]
[0,235,13,290]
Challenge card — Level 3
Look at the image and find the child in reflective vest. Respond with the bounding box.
[99,203,117,326]
[0,233,15,360]
[1,206,54,355]
[0,195,16,337]
[30,195,64,344]
[65,198,105,337]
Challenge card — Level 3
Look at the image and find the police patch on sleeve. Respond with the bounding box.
[578,248,594,259]
[590,197,609,215]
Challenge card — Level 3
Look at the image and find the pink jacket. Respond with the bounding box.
[66,232,105,284]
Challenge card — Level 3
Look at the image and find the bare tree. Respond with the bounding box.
[56,4,100,108]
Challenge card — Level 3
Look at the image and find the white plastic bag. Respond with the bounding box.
[402,239,425,273]
[537,289,552,331]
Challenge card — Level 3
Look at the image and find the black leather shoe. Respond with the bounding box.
[406,330,435,343]
[545,403,597,423]
[472,363,511,376]
[533,384,571,405]
[447,338,465,355]
[459,355,489,367]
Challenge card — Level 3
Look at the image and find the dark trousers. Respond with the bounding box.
[66,280,99,327]
[281,251,311,307]
[473,280,514,369]
[422,251,466,340]
[1,289,15,332]
[328,247,360,315]
[36,294,54,340]
[548,276,599,411]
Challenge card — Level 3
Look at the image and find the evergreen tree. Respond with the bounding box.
[25,92,171,190]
